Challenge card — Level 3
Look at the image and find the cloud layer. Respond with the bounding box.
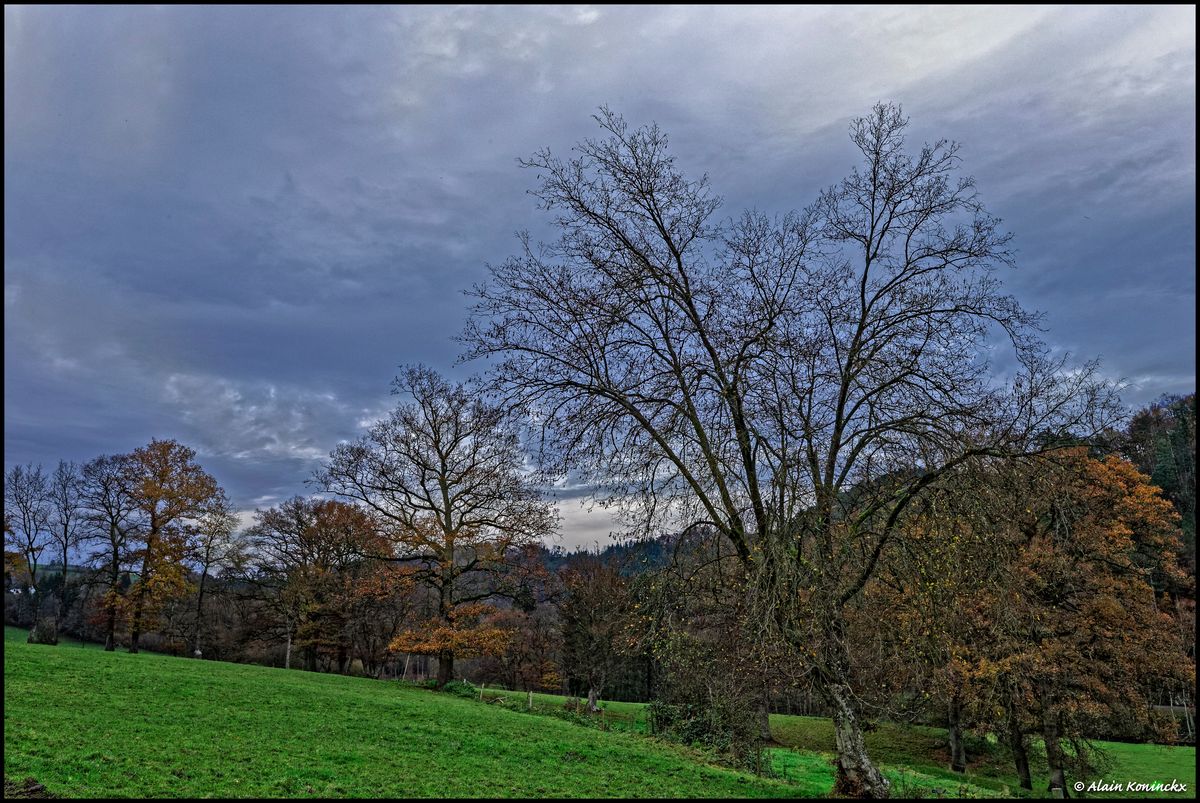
[5,6,1195,547]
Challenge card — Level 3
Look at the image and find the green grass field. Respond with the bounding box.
[473,686,1196,797]
[4,627,1194,798]
[3,628,806,798]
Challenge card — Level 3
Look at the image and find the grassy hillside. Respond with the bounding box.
[481,686,1196,798]
[767,714,1195,799]
[3,627,806,798]
[4,628,1192,798]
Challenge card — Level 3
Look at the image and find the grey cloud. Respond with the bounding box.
[5,6,1194,549]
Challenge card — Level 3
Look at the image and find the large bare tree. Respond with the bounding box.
[4,463,52,640]
[317,365,556,687]
[80,454,140,651]
[47,460,85,630]
[188,497,245,659]
[462,104,1118,797]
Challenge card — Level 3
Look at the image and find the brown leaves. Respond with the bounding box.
[389,604,511,659]
[118,440,225,635]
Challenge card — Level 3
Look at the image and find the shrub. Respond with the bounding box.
[439,680,479,699]
[27,617,58,646]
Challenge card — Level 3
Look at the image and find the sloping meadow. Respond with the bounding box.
[2,628,806,798]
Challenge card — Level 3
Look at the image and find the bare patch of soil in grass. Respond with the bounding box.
[4,776,57,799]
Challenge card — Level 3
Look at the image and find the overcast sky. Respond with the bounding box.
[4,5,1195,548]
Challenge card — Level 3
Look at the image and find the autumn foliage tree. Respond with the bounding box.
[319,365,555,687]
[120,439,224,654]
[875,450,1193,794]
[989,453,1191,795]
[337,559,418,678]
[850,460,1038,781]
[249,496,393,672]
[478,604,563,693]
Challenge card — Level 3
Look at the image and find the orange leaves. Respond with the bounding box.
[3,548,28,579]
[113,440,226,637]
[389,604,511,659]
[123,439,222,524]
[855,446,1192,743]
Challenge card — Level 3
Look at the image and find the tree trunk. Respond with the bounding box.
[436,650,454,688]
[435,572,455,689]
[192,566,209,658]
[129,606,142,654]
[104,602,117,651]
[284,623,292,669]
[948,696,967,773]
[585,686,601,713]
[826,680,891,798]
[104,539,120,651]
[756,697,773,742]
[58,549,70,628]
[1007,719,1032,790]
[1042,708,1069,798]
[129,542,153,654]
[817,616,889,798]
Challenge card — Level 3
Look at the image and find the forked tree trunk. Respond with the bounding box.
[585,686,601,713]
